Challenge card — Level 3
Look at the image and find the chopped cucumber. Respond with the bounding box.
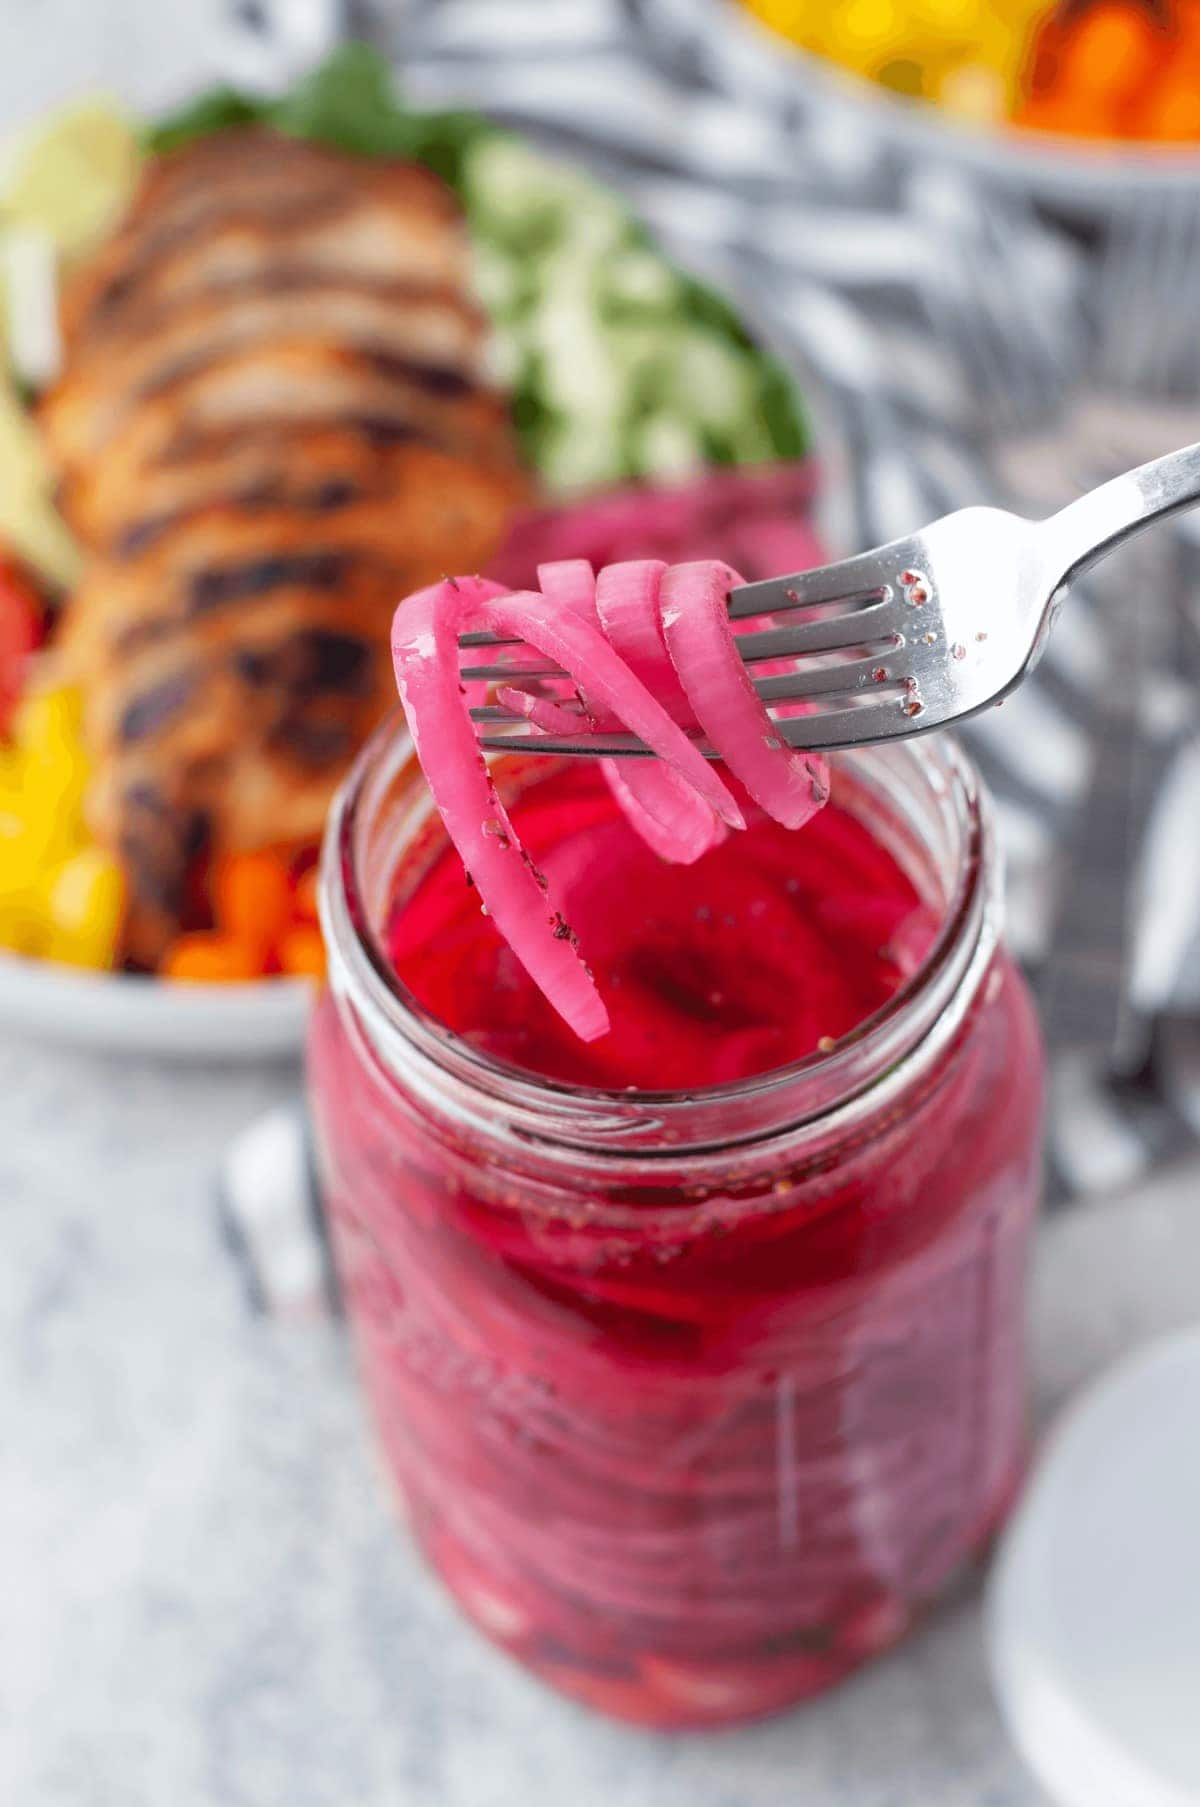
[600,248,681,318]
[537,416,627,495]
[531,240,607,306]
[603,322,669,379]
[464,134,625,256]
[526,284,623,420]
[467,241,524,321]
[463,143,560,253]
[667,329,758,433]
[630,413,706,482]
[557,204,628,261]
[480,325,523,389]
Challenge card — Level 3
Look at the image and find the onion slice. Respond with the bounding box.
[601,760,727,865]
[392,575,742,1039]
[594,560,726,864]
[659,560,830,832]
[594,560,692,726]
[495,685,583,736]
[497,559,603,734]
[537,559,601,628]
[542,559,726,866]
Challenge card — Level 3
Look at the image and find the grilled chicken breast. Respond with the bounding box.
[61,486,522,670]
[43,279,489,474]
[54,340,515,537]
[67,426,525,560]
[60,131,464,344]
[48,129,529,966]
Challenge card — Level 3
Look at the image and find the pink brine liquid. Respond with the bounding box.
[309,759,1044,1729]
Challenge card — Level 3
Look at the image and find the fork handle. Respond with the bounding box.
[1042,439,1200,593]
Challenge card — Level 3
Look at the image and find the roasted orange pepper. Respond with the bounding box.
[162,933,265,984]
[212,850,293,952]
[292,863,321,926]
[278,924,327,981]
[1019,0,1172,137]
[1138,67,1200,137]
[1064,2,1166,96]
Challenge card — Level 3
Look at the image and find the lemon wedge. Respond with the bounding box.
[3,99,141,259]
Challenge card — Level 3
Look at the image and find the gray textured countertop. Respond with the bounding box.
[4,1030,1199,1807]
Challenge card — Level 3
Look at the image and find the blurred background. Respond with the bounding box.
[1,2,1198,1803]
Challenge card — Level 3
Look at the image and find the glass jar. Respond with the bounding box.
[308,717,1045,1730]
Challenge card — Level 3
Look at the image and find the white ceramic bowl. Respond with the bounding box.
[0,948,314,1059]
[666,0,1200,211]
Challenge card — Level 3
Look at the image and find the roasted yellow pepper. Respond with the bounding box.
[0,682,124,968]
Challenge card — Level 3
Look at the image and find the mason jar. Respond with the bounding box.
[308,716,1044,1729]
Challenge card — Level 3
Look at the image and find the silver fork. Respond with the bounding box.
[465,441,1200,757]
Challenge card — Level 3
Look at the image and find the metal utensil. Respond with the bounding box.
[465,440,1200,757]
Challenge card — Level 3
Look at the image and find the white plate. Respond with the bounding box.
[987,1328,1200,1807]
[0,948,314,1059]
[660,0,1200,212]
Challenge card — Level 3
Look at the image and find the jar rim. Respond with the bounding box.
[321,712,1000,1160]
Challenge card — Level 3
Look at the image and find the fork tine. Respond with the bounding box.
[753,658,901,701]
[477,729,685,758]
[726,581,889,622]
[459,631,524,649]
[772,700,914,752]
[475,689,914,758]
[459,659,559,682]
[469,653,899,727]
[471,701,586,723]
[734,613,903,663]
[729,552,903,618]
[461,609,904,685]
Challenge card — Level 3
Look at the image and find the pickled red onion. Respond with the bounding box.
[659,560,831,832]
[599,761,726,865]
[593,560,727,865]
[537,559,602,630]
[496,686,583,736]
[497,559,606,735]
[535,559,726,866]
[391,574,743,1040]
[594,561,691,725]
